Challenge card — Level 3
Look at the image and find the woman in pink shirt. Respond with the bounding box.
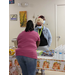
[16,20,40,75]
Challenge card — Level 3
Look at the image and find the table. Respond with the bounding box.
[37,56,65,72]
[9,56,65,75]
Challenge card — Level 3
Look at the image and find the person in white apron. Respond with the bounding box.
[34,16,52,75]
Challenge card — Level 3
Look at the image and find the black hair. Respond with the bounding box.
[39,15,45,20]
[25,20,34,32]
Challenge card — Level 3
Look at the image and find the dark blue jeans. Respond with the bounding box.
[16,56,37,75]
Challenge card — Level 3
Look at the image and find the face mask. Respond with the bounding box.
[37,26,42,29]
[43,21,45,24]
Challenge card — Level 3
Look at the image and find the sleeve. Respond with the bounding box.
[47,28,52,47]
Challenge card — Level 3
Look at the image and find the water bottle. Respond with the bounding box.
[62,45,65,60]
[63,51,65,60]
[57,47,60,59]
[59,47,63,59]
[54,48,57,59]
[57,45,62,59]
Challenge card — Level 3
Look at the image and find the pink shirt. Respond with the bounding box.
[16,30,40,59]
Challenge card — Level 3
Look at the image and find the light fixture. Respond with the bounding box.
[18,2,29,7]
[25,3,28,6]
[18,3,22,7]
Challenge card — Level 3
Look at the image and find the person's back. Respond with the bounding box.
[16,30,40,59]
[16,20,40,75]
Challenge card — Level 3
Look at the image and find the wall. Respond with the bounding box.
[9,0,65,49]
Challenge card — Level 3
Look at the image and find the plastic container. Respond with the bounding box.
[62,45,65,60]
[57,48,59,59]
[59,46,63,59]
[36,50,43,56]
[54,45,64,59]
[41,50,54,56]
[54,48,57,59]
[49,49,54,56]
[56,45,62,59]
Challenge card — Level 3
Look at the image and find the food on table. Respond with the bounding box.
[36,50,43,56]
[9,49,15,56]
[41,50,54,56]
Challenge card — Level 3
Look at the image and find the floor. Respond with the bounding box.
[36,70,65,75]
[21,70,65,75]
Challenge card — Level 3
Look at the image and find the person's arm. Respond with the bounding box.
[36,41,40,47]
[47,29,52,47]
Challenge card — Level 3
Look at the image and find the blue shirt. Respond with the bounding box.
[34,26,52,47]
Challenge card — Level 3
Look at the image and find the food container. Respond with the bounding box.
[9,49,15,56]
[41,50,54,56]
[36,50,43,56]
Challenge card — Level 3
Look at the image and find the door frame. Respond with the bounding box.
[54,4,65,47]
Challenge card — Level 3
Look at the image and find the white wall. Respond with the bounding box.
[9,0,65,49]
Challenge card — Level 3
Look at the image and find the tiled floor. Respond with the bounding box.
[37,70,65,75]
